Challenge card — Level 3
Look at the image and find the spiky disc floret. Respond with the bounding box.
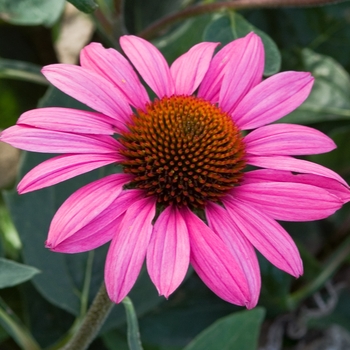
[120,95,246,208]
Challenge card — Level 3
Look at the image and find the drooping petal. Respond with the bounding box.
[231,182,342,221]
[18,153,123,194]
[105,197,156,303]
[198,34,263,103]
[243,169,350,202]
[147,205,190,298]
[220,32,264,114]
[170,42,219,95]
[18,107,117,135]
[206,202,260,308]
[46,173,133,250]
[223,196,303,277]
[80,42,150,110]
[181,207,250,306]
[244,124,336,156]
[246,155,348,186]
[42,64,131,128]
[50,190,144,253]
[0,125,119,154]
[233,71,314,130]
[120,35,174,98]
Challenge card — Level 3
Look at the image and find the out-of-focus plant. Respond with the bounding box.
[0,1,350,349]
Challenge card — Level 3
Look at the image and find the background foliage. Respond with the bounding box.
[1,0,350,349]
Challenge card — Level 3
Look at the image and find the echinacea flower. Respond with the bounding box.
[1,32,349,308]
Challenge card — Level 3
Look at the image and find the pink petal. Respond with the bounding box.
[232,182,342,221]
[198,33,264,104]
[243,169,350,202]
[245,123,336,156]
[234,71,314,130]
[0,125,119,154]
[198,35,252,103]
[42,64,131,129]
[105,197,156,303]
[18,153,122,194]
[223,197,303,277]
[220,32,264,115]
[46,173,133,250]
[206,202,260,309]
[170,42,219,95]
[18,107,117,135]
[120,35,174,98]
[246,155,348,187]
[80,42,150,110]
[50,190,143,253]
[146,205,190,298]
[181,207,250,306]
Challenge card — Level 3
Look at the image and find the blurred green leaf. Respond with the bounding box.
[282,49,350,124]
[39,85,92,110]
[0,58,47,85]
[125,0,183,33]
[0,0,65,26]
[155,14,214,66]
[0,297,41,350]
[258,5,350,72]
[0,79,47,129]
[4,177,83,315]
[67,0,98,13]
[203,12,281,76]
[0,258,39,288]
[183,308,265,350]
[102,330,129,350]
[310,125,350,175]
[258,253,292,316]
[137,274,241,349]
[21,282,75,348]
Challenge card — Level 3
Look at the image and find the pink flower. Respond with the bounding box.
[1,33,349,308]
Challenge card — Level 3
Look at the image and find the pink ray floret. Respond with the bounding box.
[1,32,349,308]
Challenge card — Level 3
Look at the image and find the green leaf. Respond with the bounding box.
[67,0,98,13]
[183,308,265,350]
[102,330,129,350]
[310,125,350,175]
[0,0,65,26]
[282,49,350,124]
[17,282,75,348]
[155,14,216,66]
[4,180,82,315]
[0,298,41,350]
[0,58,47,85]
[203,12,281,76]
[257,252,292,316]
[0,258,39,288]
[125,0,183,33]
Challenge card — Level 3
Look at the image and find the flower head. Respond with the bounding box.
[1,32,349,308]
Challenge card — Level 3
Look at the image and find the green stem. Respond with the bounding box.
[0,298,41,350]
[287,234,350,310]
[62,283,114,350]
[0,59,48,85]
[122,297,143,350]
[80,251,95,317]
[138,0,349,40]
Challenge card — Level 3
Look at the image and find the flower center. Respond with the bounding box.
[120,95,246,208]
